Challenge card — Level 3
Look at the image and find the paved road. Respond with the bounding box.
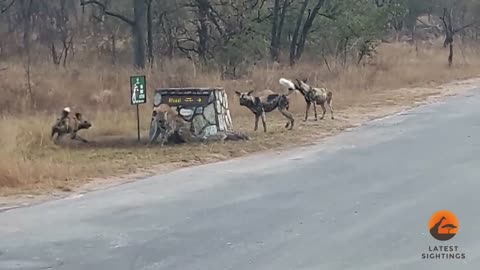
[1,90,480,270]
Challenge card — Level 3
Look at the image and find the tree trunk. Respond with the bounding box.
[133,0,146,69]
[146,0,154,67]
[165,17,175,59]
[197,1,209,62]
[289,0,309,66]
[21,0,33,53]
[20,0,34,107]
[277,0,289,43]
[295,0,326,61]
[448,42,453,67]
[159,14,175,60]
[270,0,281,61]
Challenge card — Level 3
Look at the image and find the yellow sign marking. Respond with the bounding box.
[168,98,182,103]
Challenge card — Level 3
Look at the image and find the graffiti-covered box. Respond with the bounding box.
[149,88,233,142]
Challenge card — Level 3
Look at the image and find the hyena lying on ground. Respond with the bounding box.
[287,78,334,121]
[149,104,193,146]
[51,108,92,143]
[235,82,295,132]
[149,104,249,145]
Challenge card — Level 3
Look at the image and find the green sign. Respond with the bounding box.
[130,75,147,105]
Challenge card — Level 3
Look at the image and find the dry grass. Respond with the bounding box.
[1,41,480,197]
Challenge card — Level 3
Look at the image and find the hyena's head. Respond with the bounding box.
[74,113,92,130]
[152,104,172,119]
[152,104,179,129]
[235,90,255,107]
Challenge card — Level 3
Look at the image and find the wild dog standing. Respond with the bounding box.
[51,108,92,143]
[235,86,295,132]
[291,78,334,121]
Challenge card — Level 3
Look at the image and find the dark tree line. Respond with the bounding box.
[0,0,479,73]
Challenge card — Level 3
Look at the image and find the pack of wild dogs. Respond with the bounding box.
[50,78,334,144]
[235,77,334,133]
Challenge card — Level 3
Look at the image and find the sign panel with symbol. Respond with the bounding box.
[130,75,147,105]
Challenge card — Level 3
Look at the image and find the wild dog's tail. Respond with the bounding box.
[279,78,295,91]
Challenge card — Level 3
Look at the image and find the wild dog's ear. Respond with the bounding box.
[75,112,82,119]
[302,78,308,83]
[247,90,254,96]
[295,79,301,86]
[235,91,241,96]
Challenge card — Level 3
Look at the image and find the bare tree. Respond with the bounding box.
[289,0,327,66]
[440,7,478,66]
[18,0,34,106]
[184,0,210,62]
[146,0,154,67]
[41,0,75,67]
[81,0,147,69]
[0,0,15,13]
[270,0,291,61]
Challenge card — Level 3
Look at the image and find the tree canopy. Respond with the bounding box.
[0,0,479,73]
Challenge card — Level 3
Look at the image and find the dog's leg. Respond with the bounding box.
[313,102,318,121]
[304,102,311,121]
[52,133,59,143]
[254,114,260,131]
[279,108,295,130]
[73,135,88,143]
[78,136,89,143]
[51,128,59,142]
[54,132,67,143]
[285,103,291,130]
[328,99,334,119]
[285,111,290,128]
[261,112,267,132]
[71,131,89,143]
[159,132,168,147]
[320,102,327,120]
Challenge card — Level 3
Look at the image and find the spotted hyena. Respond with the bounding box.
[149,104,194,146]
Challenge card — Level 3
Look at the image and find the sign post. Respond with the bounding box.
[130,75,147,142]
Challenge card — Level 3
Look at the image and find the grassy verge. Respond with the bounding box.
[1,42,480,198]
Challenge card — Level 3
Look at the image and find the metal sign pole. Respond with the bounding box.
[136,104,140,142]
[130,75,147,143]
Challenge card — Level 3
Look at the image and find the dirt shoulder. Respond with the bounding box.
[1,77,479,211]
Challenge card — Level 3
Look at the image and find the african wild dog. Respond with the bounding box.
[288,78,334,121]
[51,108,92,143]
[235,83,295,132]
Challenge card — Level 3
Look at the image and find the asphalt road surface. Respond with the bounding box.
[1,90,480,270]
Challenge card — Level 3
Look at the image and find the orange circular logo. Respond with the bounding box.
[428,210,459,241]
